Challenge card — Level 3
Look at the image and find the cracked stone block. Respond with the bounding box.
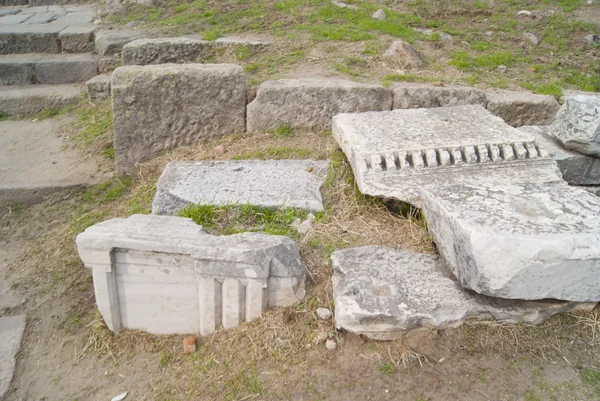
[549,95,600,157]
[76,214,306,335]
[111,63,246,174]
[152,160,329,215]
[247,78,392,132]
[332,105,563,207]
[332,246,596,340]
[0,315,26,399]
[520,125,600,185]
[391,82,487,109]
[59,25,97,52]
[420,182,600,302]
[86,73,110,101]
[485,89,560,127]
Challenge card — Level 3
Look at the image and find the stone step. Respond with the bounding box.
[0,22,97,54]
[0,53,97,85]
[0,116,109,204]
[0,83,82,115]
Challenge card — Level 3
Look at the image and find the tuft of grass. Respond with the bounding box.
[381,73,434,86]
[272,124,295,138]
[74,103,113,146]
[232,147,316,160]
[82,177,131,204]
[379,361,395,376]
[521,81,563,97]
[579,366,600,394]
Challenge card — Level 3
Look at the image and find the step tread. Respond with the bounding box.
[0,52,97,63]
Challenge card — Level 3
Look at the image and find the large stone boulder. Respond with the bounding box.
[391,82,487,109]
[332,105,562,207]
[152,160,329,215]
[421,183,600,302]
[76,215,306,335]
[486,90,560,127]
[549,95,600,157]
[332,246,594,340]
[519,125,600,185]
[111,64,246,174]
[246,78,392,132]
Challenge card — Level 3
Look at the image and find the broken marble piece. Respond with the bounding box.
[549,95,600,157]
[331,246,594,340]
[0,315,26,399]
[519,125,600,185]
[332,105,563,207]
[152,160,329,215]
[76,214,306,335]
[420,183,600,302]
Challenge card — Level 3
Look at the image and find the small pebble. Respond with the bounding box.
[517,10,533,17]
[213,144,226,155]
[183,336,196,354]
[497,65,507,73]
[306,165,313,172]
[372,9,385,20]
[325,339,337,351]
[432,81,444,87]
[316,307,332,320]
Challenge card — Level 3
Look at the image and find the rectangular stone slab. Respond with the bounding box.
[332,247,594,341]
[111,64,246,174]
[152,160,329,215]
[420,183,600,302]
[76,215,305,335]
[332,105,563,207]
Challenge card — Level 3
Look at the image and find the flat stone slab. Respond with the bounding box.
[520,125,600,185]
[421,183,600,302]
[332,246,594,340]
[0,23,65,53]
[76,214,306,335]
[152,160,329,215]
[332,105,563,207]
[112,63,247,174]
[0,53,97,85]
[391,82,487,109]
[247,78,392,132]
[0,315,26,399]
[0,116,109,203]
[549,95,600,157]
[0,84,82,115]
[486,89,560,127]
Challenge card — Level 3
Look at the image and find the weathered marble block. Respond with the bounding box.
[391,82,487,109]
[76,215,306,335]
[420,183,600,302]
[332,246,594,340]
[485,90,560,127]
[152,160,329,215]
[247,78,392,132]
[332,105,563,207]
[549,95,600,157]
[519,125,600,185]
[111,64,246,174]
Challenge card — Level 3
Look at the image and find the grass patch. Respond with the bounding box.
[381,73,434,86]
[82,177,131,204]
[272,124,295,138]
[74,103,113,147]
[579,366,600,394]
[232,147,316,160]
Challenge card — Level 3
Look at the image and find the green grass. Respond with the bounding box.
[521,81,563,97]
[272,124,295,138]
[379,362,395,376]
[82,177,131,204]
[450,50,521,71]
[74,104,113,146]
[178,203,320,237]
[381,73,434,86]
[232,147,316,160]
[579,366,600,394]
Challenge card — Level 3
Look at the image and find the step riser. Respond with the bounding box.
[0,26,96,54]
[0,59,97,84]
[0,84,82,115]
[0,30,60,53]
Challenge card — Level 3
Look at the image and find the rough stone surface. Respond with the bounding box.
[0,281,23,311]
[549,95,600,157]
[152,160,329,215]
[332,246,595,340]
[86,73,110,101]
[0,84,82,115]
[316,307,332,320]
[0,315,26,399]
[391,82,487,109]
[76,214,306,335]
[560,90,600,103]
[122,37,211,65]
[0,13,29,23]
[523,32,539,45]
[421,183,600,302]
[94,29,144,56]
[98,54,120,73]
[112,64,246,174]
[372,9,385,20]
[0,23,64,53]
[59,25,96,52]
[486,89,560,127]
[520,125,600,185]
[0,116,109,203]
[247,78,392,132]
[0,53,97,84]
[383,39,424,69]
[332,105,563,207]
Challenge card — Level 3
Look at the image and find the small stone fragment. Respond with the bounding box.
[306,165,313,172]
[86,74,111,102]
[549,95,600,157]
[585,34,600,45]
[325,339,337,350]
[316,307,332,320]
[497,65,507,73]
[372,9,385,20]
[213,144,226,155]
[332,1,358,9]
[431,81,444,87]
[183,336,196,354]
[523,32,539,46]
[517,10,533,16]
[383,39,424,69]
